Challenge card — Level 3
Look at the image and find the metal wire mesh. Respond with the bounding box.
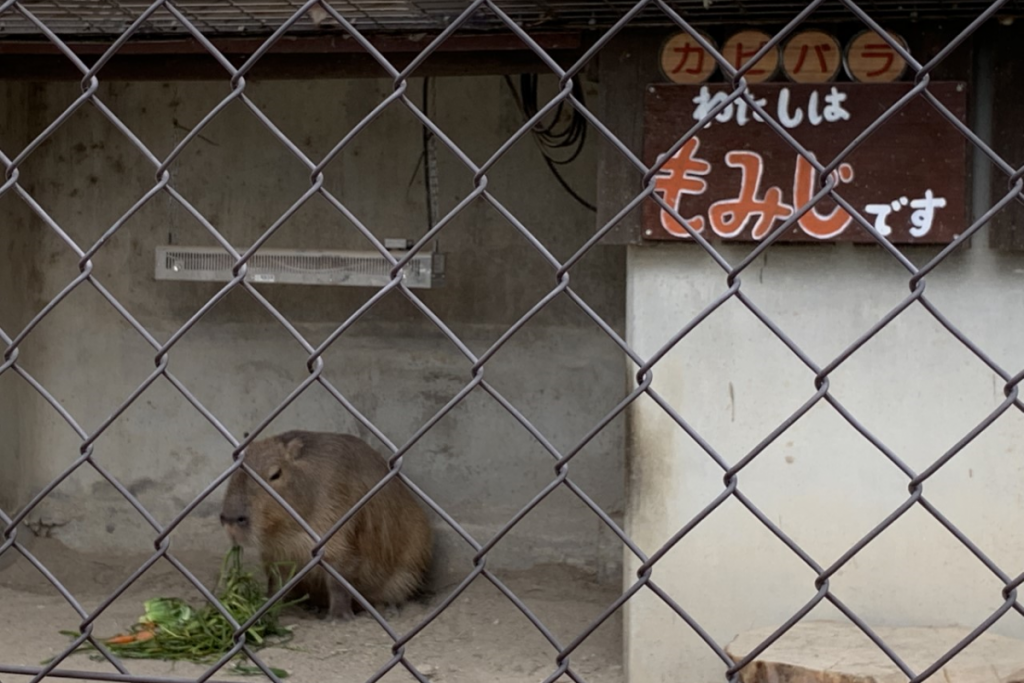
[2,0,1022,34]
[2,1,1024,682]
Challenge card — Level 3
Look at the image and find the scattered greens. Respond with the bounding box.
[53,546,304,677]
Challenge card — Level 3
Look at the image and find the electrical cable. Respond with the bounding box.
[504,73,596,212]
[423,77,441,252]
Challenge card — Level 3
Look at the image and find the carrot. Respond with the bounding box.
[106,628,155,645]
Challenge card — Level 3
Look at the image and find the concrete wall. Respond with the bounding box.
[623,240,1024,682]
[0,76,626,583]
[0,81,31,516]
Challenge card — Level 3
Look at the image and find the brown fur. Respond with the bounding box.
[219,430,432,620]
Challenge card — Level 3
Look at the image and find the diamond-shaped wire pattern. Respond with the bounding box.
[2,0,1024,682]
[1,0,1023,33]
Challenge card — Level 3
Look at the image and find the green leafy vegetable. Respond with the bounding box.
[53,546,304,677]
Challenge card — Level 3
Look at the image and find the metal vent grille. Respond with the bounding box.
[155,245,444,288]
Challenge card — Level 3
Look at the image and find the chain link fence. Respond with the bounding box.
[1,0,1023,682]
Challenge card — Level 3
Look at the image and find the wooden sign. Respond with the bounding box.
[722,30,778,83]
[844,30,909,83]
[641,82,968,244]
[782,30,842,83]
[659,31,717,84]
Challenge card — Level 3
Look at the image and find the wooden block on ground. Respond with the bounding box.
[726,621,1024,683]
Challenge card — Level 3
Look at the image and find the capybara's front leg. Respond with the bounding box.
[327,576,355,621]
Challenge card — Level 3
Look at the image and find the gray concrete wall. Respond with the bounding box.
[0,76,626,583]
[0,81,31,516]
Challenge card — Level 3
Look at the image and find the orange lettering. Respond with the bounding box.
[708,151,793,239]
[653,138,712,237]
[793,154,855,238]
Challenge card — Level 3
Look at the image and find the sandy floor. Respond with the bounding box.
[0,538,625,683]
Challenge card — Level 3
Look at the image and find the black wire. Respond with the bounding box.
[423,76,436,231]
[518,73,589,161]
[503,74,596,212]
[542,155,597,212]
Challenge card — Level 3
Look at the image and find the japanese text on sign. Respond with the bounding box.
[658,28,907,85]
[659,30,717,84]
[642,82,968,244]
[691,84,850,128]
[844,30,908,82]
[782,30,841,83]
[723,30,778,83]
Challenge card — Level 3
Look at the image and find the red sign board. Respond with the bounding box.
[642,82,969,244]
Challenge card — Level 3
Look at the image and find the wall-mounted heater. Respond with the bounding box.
[154,244,445,289]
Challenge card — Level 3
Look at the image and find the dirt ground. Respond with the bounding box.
[0,538,624,683]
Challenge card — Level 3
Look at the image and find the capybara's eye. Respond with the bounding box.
[268,467,282,482]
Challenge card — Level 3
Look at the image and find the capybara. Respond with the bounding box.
[220,430,432,620]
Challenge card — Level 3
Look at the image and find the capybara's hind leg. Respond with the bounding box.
[378,569,422,608]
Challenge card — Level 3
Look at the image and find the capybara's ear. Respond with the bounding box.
[283,435,305,461]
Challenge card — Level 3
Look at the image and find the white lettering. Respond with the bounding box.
[752,103,765,123]
[735,98,751,126]
[864,191,946,238]
[864,204,895,236]
[777,87,803,128]
[692,86,734,129]
[909,190,947,237]
[807,91,823,126]
[823,87,851,123]
[688,86,851,129]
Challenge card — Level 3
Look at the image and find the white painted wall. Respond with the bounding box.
[623,240,1024,682]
